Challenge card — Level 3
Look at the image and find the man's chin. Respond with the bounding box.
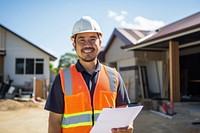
[81,57,96,62]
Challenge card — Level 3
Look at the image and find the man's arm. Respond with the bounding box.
[48,111,62,133]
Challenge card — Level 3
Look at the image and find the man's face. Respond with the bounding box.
[73,32,102,62]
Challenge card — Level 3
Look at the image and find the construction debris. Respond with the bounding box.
[0,99,42,111]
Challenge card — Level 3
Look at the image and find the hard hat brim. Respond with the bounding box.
[71,30,102,40]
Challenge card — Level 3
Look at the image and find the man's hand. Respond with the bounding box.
[48,112,62,133]
[111,125,133,133]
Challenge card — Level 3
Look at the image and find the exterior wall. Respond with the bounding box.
[117,57,165,102]
[104,37,167,101]
[118,58,139,103]
[3,31,50,87]
[104,37,139,103]
[105,37,133,63]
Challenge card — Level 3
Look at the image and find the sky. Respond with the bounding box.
[0,0,200,67]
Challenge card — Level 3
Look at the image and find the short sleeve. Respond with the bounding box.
[44,74,64,114]
[116,72,130,107]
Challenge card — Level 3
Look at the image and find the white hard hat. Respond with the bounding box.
[71,16,102,39]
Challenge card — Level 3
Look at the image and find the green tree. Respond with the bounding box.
[49,62,57,74]
[57,52,78,72]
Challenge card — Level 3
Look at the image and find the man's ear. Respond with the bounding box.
[71,36,76,47]
[72,41,75,47]
[99,39,102,46]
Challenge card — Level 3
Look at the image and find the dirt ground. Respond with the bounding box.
[0,99,199,133]
[0,99,48,133]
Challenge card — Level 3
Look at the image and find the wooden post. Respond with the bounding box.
[138,66,145,99]
[169,40,180,102]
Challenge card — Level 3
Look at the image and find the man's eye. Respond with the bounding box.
[90,38,96,42]
[79,39,85,42]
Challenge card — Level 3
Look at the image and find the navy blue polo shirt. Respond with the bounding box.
[45,60,130,114]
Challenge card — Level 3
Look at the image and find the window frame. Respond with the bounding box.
[15,58,25,74]
[15,58,44,75]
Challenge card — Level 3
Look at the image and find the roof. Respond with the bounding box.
[122,11,200,51]
[0,24,57,61]
[104,28,150,54]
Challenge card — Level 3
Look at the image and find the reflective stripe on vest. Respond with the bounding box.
[61,110,102,128]
[62,68,72,95]
[62,65,117,95]
[105,66,117,92]
[62,111,92,128]
[94,110,102,124]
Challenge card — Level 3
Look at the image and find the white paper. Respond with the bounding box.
[90,106,143,133]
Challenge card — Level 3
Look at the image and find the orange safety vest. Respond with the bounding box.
[59,64,118,133]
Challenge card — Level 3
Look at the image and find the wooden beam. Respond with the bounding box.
[169,40,180,102]
[138,66,145,99]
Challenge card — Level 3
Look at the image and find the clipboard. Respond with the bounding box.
[90,106,143,133]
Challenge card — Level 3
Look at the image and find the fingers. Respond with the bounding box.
[111,126,133,133]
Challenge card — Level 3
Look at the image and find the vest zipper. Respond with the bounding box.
[91,102,94,126]
[91,91,95,126]
[89,75,95,126]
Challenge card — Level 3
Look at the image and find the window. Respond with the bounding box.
[15,58,44,75]
[26,59,34,74]
[16,58,24,74]
[36,59,44,74]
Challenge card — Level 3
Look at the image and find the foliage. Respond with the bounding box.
[49,52,78,74]
[49,62,57,74]
[57,52,78,72]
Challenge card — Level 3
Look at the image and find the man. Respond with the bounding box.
[45,16,133,133]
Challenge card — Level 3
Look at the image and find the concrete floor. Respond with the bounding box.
[134,102,200,133]
[174,102,200,117]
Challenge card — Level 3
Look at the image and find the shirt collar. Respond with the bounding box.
[75,59,101,73]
